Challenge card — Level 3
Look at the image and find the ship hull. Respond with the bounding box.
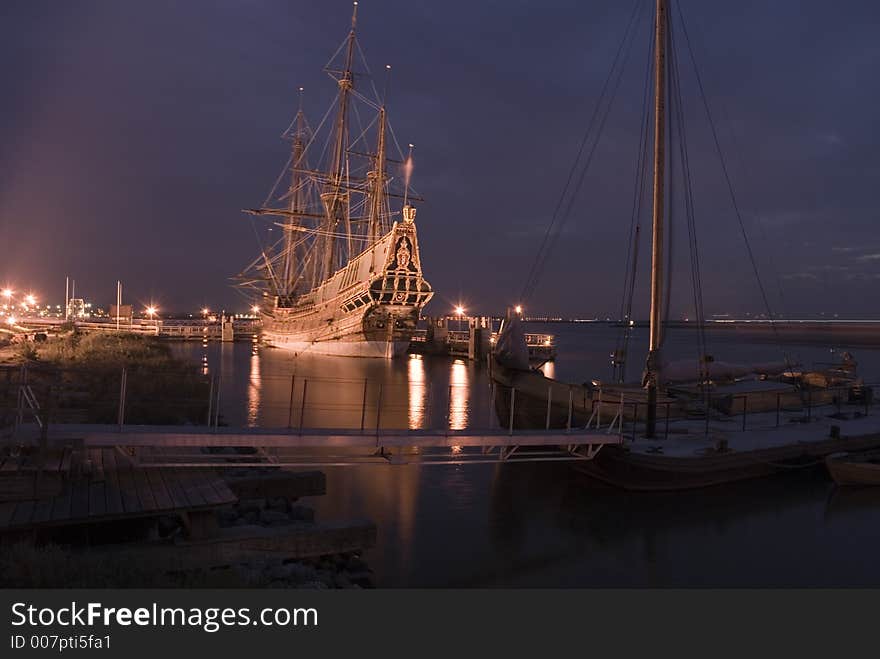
[259,220,432,359]
[264,333,410,358]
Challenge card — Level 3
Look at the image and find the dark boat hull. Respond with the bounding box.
[578,433,880,492]
[825,452,880,486]
[489,360,592,430]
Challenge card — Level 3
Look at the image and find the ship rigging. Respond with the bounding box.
[234,3,433,358]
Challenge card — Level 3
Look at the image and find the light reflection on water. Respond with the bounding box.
[448,359,469,430]
[191,343,490,430]
[170,326,880,587]
[246,348,260,428]
[407,355,427,429]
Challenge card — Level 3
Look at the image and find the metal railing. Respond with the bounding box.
[0,364,608,437]
[3,364,872,451]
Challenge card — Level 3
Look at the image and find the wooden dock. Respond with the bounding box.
[0,446,377,569]
[0,447,237,535]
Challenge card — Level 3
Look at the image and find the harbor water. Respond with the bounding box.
[174,323,880,586]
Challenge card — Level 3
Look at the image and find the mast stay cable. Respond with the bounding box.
[674,1,792,367]
[519,0,646,304]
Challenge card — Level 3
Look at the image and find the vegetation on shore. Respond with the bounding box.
[1,332,210,425]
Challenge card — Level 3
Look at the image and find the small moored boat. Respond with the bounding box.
[825,451,880,486]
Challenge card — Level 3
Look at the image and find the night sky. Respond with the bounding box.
[1,0,878,318]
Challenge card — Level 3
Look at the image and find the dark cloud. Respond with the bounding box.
[1,0,878,317]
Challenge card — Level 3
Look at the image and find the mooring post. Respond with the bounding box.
[213,383,221,430]
[508,387,516,435]
[206,375,214,426]
[375,383,383,439]
[488,382,497,429]
[360,379,368,431]
[15,364,24,430]
[117,367,127,431]
[566,387,573,434]
[40,380,53,462]
[545,385,552,430]
[287,374,296,429]
[632,402,638,441]
[705,393,710,436]
[299,379,308,434]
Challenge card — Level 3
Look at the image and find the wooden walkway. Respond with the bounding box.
[0,447,236,533]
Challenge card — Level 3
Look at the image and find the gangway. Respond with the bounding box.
[20,423,623,468]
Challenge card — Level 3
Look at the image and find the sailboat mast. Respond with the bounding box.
[321,1,358,280]
[646,0,667,438]
[282,89,306,297]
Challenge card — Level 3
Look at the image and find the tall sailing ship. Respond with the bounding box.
[236,4,433,358]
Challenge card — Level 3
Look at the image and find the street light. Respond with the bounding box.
[145,305,157,319]
[251,305,260,315]
[514,304,523,315]
[454,305,465,331]
[1,289,12,299]
[24,294,36,306]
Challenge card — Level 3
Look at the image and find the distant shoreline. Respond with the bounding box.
[519,318,880,347]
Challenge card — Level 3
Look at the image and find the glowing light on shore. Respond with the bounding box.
[24,294,36,306]
[515,304,523,315]
[251,305,261,314]
[454,305,465,316]
[145,306,157,318]
[201,307,210,316]
[6,315,16,326]
[1,289,12,299]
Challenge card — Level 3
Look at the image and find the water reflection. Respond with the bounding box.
[246,348,261,427]
[449,359,469,430]
[407,355,427,429]
[201,338,209,375]
[171,334,880,587]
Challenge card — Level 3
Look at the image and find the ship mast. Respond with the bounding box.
[321,1,358,281]
[282,88,307,297]
[368,104,387,246]
[645,0,667,438]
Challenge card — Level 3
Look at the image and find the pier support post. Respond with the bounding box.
[117,368,127,430]
[206,375,214,426]
[566,387,573,434]
[375,384,383,439]
[488,382,497,429]
[665,401,670,439]
[287,374,296,429]
[508,388,516,435]
[299,379,308,434]
[545,385,552,430]
[360,379,368,431]
[213,383,221,429]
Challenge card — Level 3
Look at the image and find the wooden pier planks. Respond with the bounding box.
[0,448,236,533]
